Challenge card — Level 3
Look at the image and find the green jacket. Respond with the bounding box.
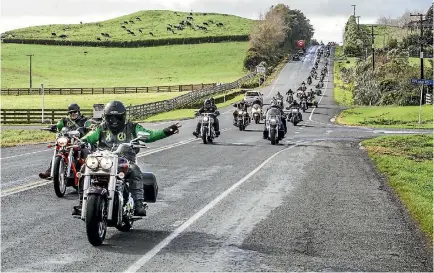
[81,121,167,162]
[56,116,91,132]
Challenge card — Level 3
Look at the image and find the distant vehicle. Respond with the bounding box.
[292,54,300,61]
[243,90,263,106]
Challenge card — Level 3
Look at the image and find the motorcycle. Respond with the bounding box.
[265,108,285,145]
[315,89,322,96]
[288,107,301,126]
[197,112,217,144]
[236,109,250,131]
[76,132,158,246]
[251,104,262,124]
[42,126,85,197]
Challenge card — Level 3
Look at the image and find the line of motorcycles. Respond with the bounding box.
[41,116,158,246]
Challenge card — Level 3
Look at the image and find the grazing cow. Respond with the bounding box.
[129,20,135,24]
[203,22,209,26]
[186,21,192,27]
[121,25,126,29]
[130,31,135,36]
[84,51,88,54]
[97,37,101,41]
[171,29,176,34]
[124,21,129,24]
[136,17,141,21]
[101,32,105,36]
[179,21,185,25]
[59,34,68,38]
[202,27,207,31]
[168,24,173,27]
[149,32,154,36]
[187,16,194,20]
[80,21,83,24]
[190,12,193,15]
[216,22,224,27]
[167,27,172,31]
[203,13,207,15]
[138,29,143,33]
[51,32,57,36]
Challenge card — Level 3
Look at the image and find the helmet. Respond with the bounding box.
[204,99,211,107]
[270,101,277,107]
[302,81,305,84]
[68,103,80,113]
[103,100,127,133]
[68,103,80,120]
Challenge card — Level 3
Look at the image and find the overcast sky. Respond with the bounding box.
[1,0,431,43]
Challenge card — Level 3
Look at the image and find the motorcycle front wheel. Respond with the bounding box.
[85,194,107,246]
[53,156,67,197]
[202,130,208,144]
[270,129,277,145]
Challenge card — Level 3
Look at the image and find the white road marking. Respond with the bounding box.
[1,129,232,198]
[124,145,297,273]
[294,131,300,134]
[0,149,51,160]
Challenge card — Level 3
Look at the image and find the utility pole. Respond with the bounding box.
[410,13,425,104]
[356,16,360,30]
[351,5,356,16]
[371,25,375,71]
[26,54,34,88]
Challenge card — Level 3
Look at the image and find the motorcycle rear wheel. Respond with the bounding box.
[53,156,67,197]
[85,195,107,246]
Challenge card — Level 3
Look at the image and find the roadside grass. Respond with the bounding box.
[333,46,355,106]
[1,42,249,88]
[362,134,433,240]
[0,129,54,147]
[409,57,433,69]
[144,92,245,122]
[1,92,188,109]
[336,105,433,129]
[6,10,254,42]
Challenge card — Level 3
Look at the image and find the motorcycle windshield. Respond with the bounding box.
[266,108,281,119]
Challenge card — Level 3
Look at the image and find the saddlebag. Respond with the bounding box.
[142,172,158,203]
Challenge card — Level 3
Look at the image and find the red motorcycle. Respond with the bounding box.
[42,127,85,197]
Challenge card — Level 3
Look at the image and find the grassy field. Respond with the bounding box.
[144,91,245,122]
[408,57,433,69]
[1,92,187,109]
[1,42,249,88]
[337,105,433,129]
[333,46,356,106]
[0,129,54,147]
[362,134,433,240]
[4,10,254,42]
[360,24,410,48]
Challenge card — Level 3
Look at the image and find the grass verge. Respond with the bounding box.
[336,105,433,129]
[1,92,188,109]
[362,134,433,240]
[0,129,54,147]
[333,46,355,106]
[144,91,245,122]
[1,42,249,88]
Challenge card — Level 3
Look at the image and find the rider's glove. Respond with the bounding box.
[164,123,180,136]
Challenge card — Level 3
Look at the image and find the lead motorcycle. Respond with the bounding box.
[197,112,218,144]
[264,108,285,145]
[42,127,85,197]
[76,132,158,246]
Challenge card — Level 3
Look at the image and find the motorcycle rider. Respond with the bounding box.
[287,100,303,121]
[39,103,91,179]
[75,100,181,216]
[276,91,283,100]
[233,99,249,125]
[263,101,287,139]
[286,88,294,96]
[193,99,220,137]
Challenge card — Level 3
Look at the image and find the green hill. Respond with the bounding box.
[360,24,409,48]
[2,10,254,44]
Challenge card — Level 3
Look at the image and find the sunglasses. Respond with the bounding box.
[69,111,78,114]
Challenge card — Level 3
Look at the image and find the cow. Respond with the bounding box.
[121,25,127,29]
[129,20,135,24]
[138,29,143,33]
[59,34,68,38]
[187,16,194,20]
[167,27,172,31]
[97,37,101,41]
[168,24,173,27]
[124,21,129,24]
[136,17,141,21]
[149,32,154,36]
[51,32,57,36]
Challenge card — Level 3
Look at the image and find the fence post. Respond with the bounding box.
[51,110,55,124]
[41,84,45,124]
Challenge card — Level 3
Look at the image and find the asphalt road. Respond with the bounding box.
[1,46,432,272]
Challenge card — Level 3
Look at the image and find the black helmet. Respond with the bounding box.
[204,99,211,107]
[103,100,127,133]
[68,103,80,113]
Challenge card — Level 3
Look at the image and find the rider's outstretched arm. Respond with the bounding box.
[135,124,167,143]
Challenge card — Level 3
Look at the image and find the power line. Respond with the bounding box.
[410,13,426,104]
[26,54,34,88]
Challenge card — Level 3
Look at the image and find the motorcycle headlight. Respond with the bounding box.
[292,109,298,113]
[203,116,209,122]
[270,118,277,125]
[57,137,68,147]
[100,157,113,170]
[85,156,99,170]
